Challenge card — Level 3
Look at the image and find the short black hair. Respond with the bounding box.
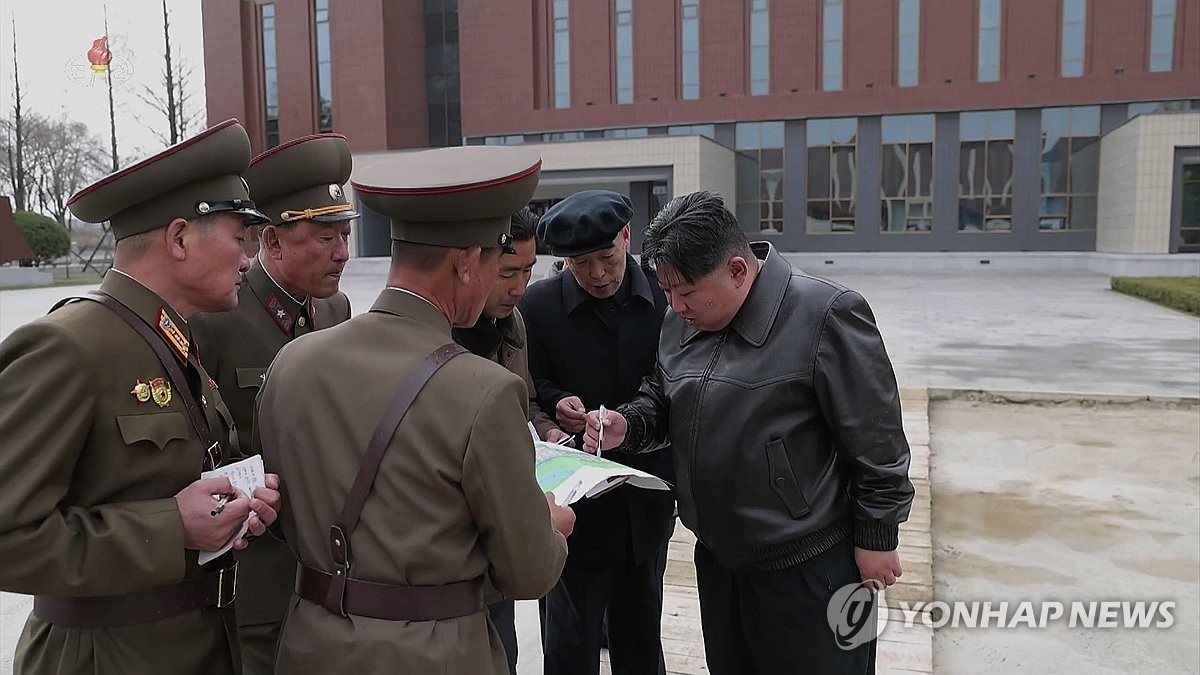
[642,191,751,284]
[510,207,537,242]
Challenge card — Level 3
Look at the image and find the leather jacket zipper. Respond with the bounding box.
[688,331,726,539]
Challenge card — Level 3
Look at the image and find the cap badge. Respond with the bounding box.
[130,379,151,404]
[196,201,211,214]
[328,183,343,201]
[149,377,173,408]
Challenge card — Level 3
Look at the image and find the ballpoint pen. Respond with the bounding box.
[210,493,233,517]
[597,405,607,458]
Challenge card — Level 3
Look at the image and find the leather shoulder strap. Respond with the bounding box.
[57,292,221,470]
[324,342,466,615]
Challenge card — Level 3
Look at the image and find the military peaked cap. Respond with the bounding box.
[351,146,541,251]
[536,190,634,258]
[246,133,360,226]
[67,119,268,240]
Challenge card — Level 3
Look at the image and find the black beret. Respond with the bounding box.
[536,190,634,258]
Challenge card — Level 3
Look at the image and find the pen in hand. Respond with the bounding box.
[597,405,607,457]
[210,493,233,517]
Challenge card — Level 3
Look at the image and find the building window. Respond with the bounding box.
[978,0,1001,82]
[314,0,332,132]
[1039,106,1100,231]
[806,118,857,234]
[1128,99,1200,118]
[1150,0,1176,72]
[735,121,785,233]
[425,0,462,147]
[667,124,715,139]
[749,0,769,95]
[544,131,585,141]
[604,127,649,138]
[681,0,700,99]
[1061,0,1086,78]
[553,0,571,108]
[897,0,920,87]
[615,0,634,104]
[881,114,934,233]
[958,110,1014,231]
[260,3,279,148]
[1180,163,1200,252]
[822,0,843,91]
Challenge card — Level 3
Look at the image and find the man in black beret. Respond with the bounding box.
[520,189,674,675]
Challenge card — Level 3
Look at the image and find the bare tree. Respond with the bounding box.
[27,116,107,229]
[5,14,30,211]
[136,0,201,147]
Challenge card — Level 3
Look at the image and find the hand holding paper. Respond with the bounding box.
[535,440,669,506]
[197,455,267,564]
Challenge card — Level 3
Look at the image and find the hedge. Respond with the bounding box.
[14,211,71,267]
[1111,277,1200,316]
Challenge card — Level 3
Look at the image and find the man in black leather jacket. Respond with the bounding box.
[583,191,913,674]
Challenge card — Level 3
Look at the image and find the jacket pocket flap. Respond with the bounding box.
[766,438,811,519]
[236,367,268,389]
[117,412,190,450]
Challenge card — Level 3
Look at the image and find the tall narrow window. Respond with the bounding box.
[314,0,332,132]
[1150,0,1176,72]
[261,3,279,148]
[681,0,700,99]
[881,114,934,232]
[978,0,1001,82]
[1061,0,1086,78]
[749,0,769,95]
[806,118,857,233]
[735,122,785,233]
[425,0,462,146]
[822,0,843,91]
[615,0,634,104]
[1039,106,1100,231]
[958,110,1014,231]
[898,0,920,87]
[553,0,571,108]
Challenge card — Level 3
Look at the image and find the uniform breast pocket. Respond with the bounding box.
[116,412,191,451]
[766,437,811,519]
[236,367,267,390]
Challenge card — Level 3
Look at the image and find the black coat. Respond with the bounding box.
[519,257,676,566]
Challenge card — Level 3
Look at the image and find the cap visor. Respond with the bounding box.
[310,209,361,223]
[232,207,272,226]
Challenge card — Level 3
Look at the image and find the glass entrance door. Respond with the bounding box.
[1180,163,1199,253]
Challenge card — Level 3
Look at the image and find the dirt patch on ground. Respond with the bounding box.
[930,398,1200,674]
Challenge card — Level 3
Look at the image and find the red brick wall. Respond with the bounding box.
[456,0,1200,137]
[381,0,429,150]
[274,0,317,140]
[202,0,264,151]
[329,0,388,151]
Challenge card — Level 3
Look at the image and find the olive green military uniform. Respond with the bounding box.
[190,134,357,674]
[0,120,269,675]
[255,146,568,674]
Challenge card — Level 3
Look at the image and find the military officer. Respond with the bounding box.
[255,145,575,675]
[190,133,358,674]
[451,206,571,674]
[0,119,283,675]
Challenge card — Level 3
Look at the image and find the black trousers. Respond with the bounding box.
[488,599,518,675]
[541,547,668,675]
[695,538,877,675]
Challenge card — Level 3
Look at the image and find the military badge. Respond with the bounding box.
[157,308,189,360]
[265,294,294,333]
[329,183,343,201]
[130,379,151,404]
[149,377,172,408]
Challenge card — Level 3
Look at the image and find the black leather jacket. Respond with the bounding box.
[617,242,914,570]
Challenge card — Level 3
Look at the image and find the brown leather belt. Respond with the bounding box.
[296,564,483,622]
[33,563,238,628]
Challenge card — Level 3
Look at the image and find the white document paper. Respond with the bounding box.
[198,455,266,565]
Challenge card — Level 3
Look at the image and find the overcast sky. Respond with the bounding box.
[0,0,208,165]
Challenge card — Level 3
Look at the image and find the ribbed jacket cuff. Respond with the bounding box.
[612,403,645,453]
[854,518,900,551]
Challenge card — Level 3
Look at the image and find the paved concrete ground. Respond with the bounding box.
[929,396,1200,674]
